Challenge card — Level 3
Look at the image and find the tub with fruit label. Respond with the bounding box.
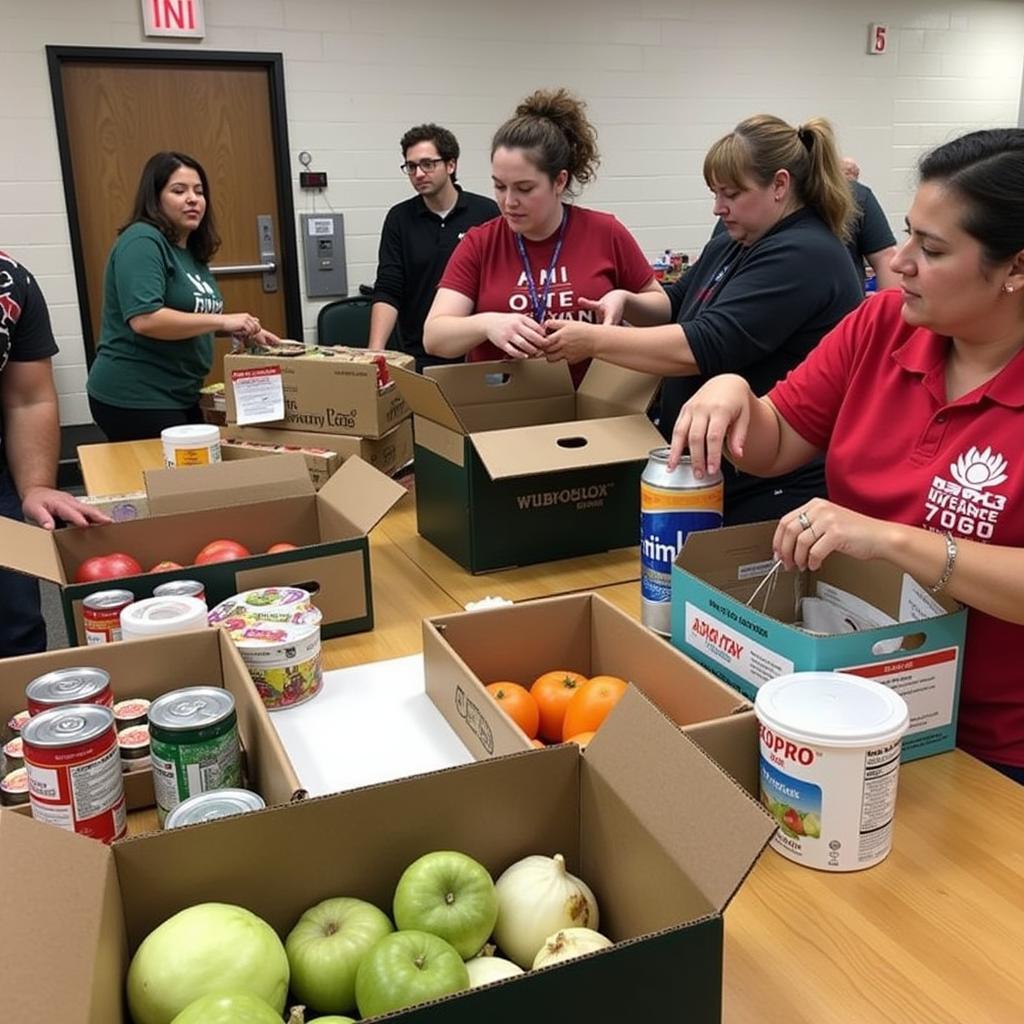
[755,671,909,872]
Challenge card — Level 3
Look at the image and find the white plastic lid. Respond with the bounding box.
[161,423,220,445]
[120,596,210,638]
[755,671,910,749]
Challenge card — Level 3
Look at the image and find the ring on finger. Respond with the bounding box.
[798,511,812,532]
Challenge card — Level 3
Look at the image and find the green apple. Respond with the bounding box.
[285,896,393,1014]
[392,851,498,959]
[170,992,283,1024]
[355,930,469,1018]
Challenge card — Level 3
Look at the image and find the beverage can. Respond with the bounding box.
[26,668,114,716]
[640,448,723,635]
[153,579,207,605]
[164,788,266,829]
[82,589,135,645]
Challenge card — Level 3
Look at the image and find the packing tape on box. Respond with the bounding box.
[120,596,210,639]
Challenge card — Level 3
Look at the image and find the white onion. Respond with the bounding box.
[465,953,525,988]
[532,927,612,969]
[492,853,599,969]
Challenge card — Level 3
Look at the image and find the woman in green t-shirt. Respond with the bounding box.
[87,151,280,441]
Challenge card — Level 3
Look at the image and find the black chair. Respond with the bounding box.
[316,294,400,350]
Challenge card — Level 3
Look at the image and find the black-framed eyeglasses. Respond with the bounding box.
[400,158,447,175]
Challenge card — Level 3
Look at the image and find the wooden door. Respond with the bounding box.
[54,54,301,384]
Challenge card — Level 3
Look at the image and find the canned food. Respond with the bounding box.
[119,724,151,772]
[163,788,266,829]
[26,667,114,716]
[21,705,126,843]
[82,589,135,645]
[1,767,28,806]
[640,448,724,635]
[148,687,242,826]
[113,697,150,731]
[153,579,207,605]
[7,709,31,736]
[3,736,24,770]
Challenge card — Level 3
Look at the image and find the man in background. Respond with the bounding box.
[1,250,108,655]
[841,157,899,291]
[368,123,498,371]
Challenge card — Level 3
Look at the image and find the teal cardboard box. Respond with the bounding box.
[393,359,664,573]
[670,523,966,762]
[0,454,404,644]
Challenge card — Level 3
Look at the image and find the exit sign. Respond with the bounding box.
[141,0,205,38]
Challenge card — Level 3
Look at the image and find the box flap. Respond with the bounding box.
[144,453,313,515]
[576,359,661,418]
[584,686,775,913]
[316,454,406,535]
[470,414,662,480]
[1,812,125,1023]
[0,515,66,583]
[391,366,467,433]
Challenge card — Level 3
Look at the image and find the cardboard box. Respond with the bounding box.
[393,359,664,573]
[79,491,149,521]
[0,454,404,645]
[224,348,414,438]
[2,686,773,1023]
[671,522,966,762]
[421,591,760,795]
[0,628,303,815]
[219,436,342,489]
[222,419,414,479]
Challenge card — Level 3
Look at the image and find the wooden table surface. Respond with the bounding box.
[84,441,1024,1023]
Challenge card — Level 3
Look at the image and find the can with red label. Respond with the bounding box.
[26,667,113,716]
[82,589,135,644]
[21,704,127,843]
[153,579,207,606]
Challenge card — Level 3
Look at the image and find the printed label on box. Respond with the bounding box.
[231,365,285,425]
[839,646,959,733]
[685,601,794,688]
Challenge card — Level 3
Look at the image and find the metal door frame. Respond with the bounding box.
[46,45,304,362]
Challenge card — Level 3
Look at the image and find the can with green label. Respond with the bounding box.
[148,687,242,825]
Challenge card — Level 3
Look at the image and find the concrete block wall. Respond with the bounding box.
[1,0,1022,424]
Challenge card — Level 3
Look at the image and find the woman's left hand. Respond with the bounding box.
[541,320,601,364]
[774,499,898,571]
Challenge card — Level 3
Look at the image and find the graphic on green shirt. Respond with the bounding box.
[87,222,222,410]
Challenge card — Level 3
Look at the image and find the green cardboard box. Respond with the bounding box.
[393,359,664,573]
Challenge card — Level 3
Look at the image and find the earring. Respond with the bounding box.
[1005,284,1016,294]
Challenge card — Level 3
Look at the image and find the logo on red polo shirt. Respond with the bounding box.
[925,445,1008,542]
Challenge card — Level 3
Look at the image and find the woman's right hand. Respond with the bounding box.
[485,313,548,358]
[221,312,261,336]
[668,374,754,477]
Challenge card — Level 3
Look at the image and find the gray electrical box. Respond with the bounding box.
[300,213,348,298]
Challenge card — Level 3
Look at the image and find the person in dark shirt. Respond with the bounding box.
[0,251,109,655]
[841,157,899,290]
[540,114,864,525]
[368,124,498,372]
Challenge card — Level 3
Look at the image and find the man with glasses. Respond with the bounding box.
[369,124,498,371]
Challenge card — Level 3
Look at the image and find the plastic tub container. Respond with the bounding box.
[226,613,323,711]
[755,671,909,872]
[161,423,221,467]
[120,596,210,640]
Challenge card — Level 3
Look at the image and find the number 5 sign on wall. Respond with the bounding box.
[868,23,888,55]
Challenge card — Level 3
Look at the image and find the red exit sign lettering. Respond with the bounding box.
[141,0,206,38]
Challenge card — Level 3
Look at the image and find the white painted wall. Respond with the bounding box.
[1,0,1022,424]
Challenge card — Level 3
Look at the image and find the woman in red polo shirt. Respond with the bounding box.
[668,128,1024,782]
[423,88,658,386]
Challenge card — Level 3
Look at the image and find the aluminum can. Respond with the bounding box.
[153,579,207,605]
[113,697,151,731]
[164,788,266,829]
[26,667,114,716]
[640,447,723,635]
[82,589,135,644]
[148,687,242,826]
[22,704,126,843]
[118,724,151,772]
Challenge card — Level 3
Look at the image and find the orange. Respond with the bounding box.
[530,670,588,742]
[565,730,596,749]
[485,681,540,739]
[562,675,628,741]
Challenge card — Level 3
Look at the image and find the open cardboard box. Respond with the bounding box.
[0,628,302,815]
[672,522,966,762]
[0,454,404,644]
[222,419,414,479]
[1,686,774,1023]
[422,591,759,795]
[393,359,664,573]
[224,348,414,438]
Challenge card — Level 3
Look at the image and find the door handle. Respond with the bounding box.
[208,215,279,293]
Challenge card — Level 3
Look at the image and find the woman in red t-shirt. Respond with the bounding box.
[423,88,658,384]
[668,128,1024,782]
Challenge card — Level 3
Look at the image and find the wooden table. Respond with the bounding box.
[83,441,1024,1023]
[78,437,163,495]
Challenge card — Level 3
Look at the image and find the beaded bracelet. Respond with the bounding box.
[929,531,958,594]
